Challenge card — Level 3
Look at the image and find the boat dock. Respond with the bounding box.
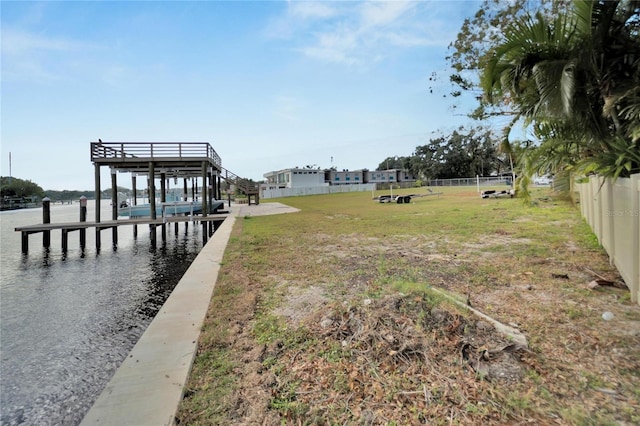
[13,141,264,254]
[90,141,225,223]
[15,213,228,253]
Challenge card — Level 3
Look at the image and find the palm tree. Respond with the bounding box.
[481,0,640,193]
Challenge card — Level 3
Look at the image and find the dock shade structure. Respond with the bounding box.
[90,141,224,225]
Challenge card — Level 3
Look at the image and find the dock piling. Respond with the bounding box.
[111,169,118,248]
[16,216,226,255]
[80,196,87,249]
[95,164,101,250]
[202,221,208,244]
[62,229,69,252]
[150,224,157,247]
[42,197,51,248]
[22,232,28,254]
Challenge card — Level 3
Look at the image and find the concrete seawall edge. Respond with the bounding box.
[80,210,238,426]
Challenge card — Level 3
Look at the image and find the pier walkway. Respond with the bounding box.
[15,213,228,253]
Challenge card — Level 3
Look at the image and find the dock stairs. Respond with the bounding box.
[219,167,260,205]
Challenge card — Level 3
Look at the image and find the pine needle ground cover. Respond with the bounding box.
[176,187,640,425]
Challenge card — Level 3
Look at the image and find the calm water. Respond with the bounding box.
[0,201,205,425]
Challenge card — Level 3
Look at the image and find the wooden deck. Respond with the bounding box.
[15,213,229,253]
[14,141,246,255]
[91,141,222,178]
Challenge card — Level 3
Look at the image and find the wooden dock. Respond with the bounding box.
[14,141,258,255]
[15,214,228,253]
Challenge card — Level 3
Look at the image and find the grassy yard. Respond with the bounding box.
[176,186,640,425]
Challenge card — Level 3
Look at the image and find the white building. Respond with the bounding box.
[327,169,366,185]
[262,167,327,190]
[260,166,418,199]
[365,169,397,184]
[364,169,415,184]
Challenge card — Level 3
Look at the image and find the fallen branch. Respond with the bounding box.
[428,287,529,349]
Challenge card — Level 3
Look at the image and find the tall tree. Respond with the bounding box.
[411,127,500,180]
[376,156,408,171]
[481,0,640,189]
[446,0,572,119]
[0,176,45,198]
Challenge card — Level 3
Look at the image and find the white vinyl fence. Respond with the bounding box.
[261,183,376,199]
[428,176,513,187]
[577,173,640,305]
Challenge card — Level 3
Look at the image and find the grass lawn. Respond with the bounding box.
[176,186,640,425]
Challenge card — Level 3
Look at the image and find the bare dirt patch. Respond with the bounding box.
[272,285,329,327]
[177,196,640,425]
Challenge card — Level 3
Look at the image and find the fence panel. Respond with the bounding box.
[261,184,376,199]
[428,177,511,187]
[577,173,640,305]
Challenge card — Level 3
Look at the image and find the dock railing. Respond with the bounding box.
[220,166,259,195]
[91,142,221,169]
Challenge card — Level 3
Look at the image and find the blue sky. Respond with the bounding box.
[2,1,483,191]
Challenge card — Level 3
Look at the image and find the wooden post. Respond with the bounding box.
[202,221,208,245]
[160,171,167,239]
[132,174,138,238]
[183,178,188,201]
[150,224,156,249]
[160,172,166,204]
[42,197,51,248]
[201,161,208,217]
[111,168,118,247]
[94,163,101,250]
[62,229,69,252]
[149,163,156,220]
[132,174,137,206]
[21,232,29,254]
[211,170,217,202]
[207,170,216,207]
[111,168,118,219]
[149,163,157,247]
[217,172,222,200]
[79,196,87,249]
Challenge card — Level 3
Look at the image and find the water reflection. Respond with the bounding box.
[1,206,207,425]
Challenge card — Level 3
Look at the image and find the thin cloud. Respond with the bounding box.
[2,27,88,55]
[264,1,340,39]
[1,26,136,87]
[1,27,96,82]
[269,1,454,66]
[298,22,359,64]
[358,1,416,28]
[289,1,338,20]
[273,95,304,121]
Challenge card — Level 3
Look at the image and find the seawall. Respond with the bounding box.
[80,209,237,425]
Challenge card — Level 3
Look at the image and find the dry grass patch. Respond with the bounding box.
[176,187,640,425]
